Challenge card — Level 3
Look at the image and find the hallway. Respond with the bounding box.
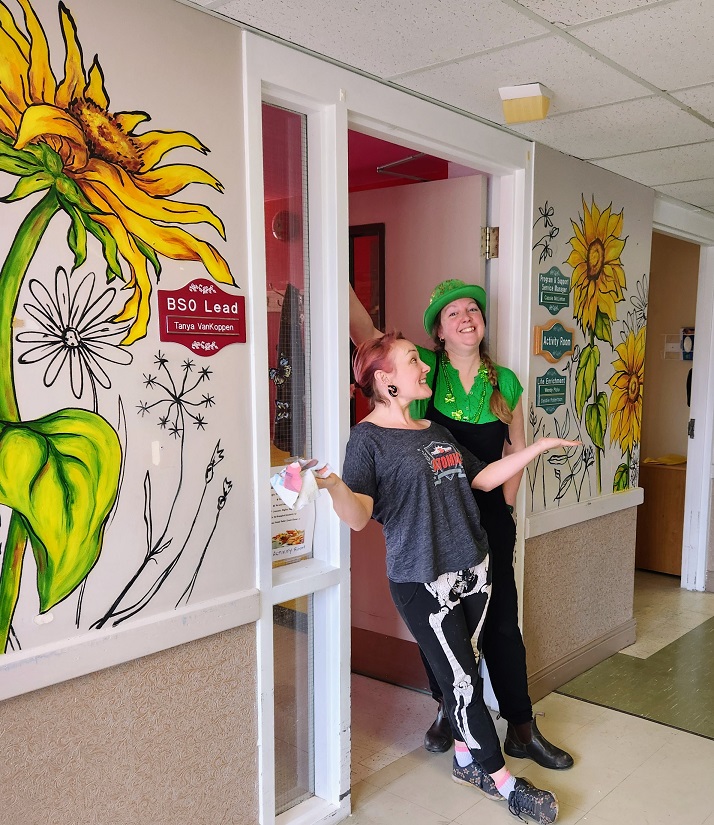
[350,572,714,824]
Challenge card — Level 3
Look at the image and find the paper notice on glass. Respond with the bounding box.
[270,465,315,567]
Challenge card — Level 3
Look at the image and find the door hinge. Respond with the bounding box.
[688,418,695,438]
[481,226,499,260]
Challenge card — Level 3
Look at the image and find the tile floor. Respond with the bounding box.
[349,571,714,824]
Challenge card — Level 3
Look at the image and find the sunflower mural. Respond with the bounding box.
[566,197,627,493]
[0,0,234,652]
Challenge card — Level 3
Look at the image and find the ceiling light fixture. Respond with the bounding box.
[498,83,553,124]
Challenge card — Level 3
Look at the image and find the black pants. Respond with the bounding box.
[389,562,505,774]
[421,500,532,726]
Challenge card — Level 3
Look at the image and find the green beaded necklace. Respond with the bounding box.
[441,353,489,423]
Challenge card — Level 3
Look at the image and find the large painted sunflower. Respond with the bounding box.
[566,197,627,340]
[607,327,645,455]
[0,0,234,344]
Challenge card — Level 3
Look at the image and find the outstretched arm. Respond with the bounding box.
[350,284,383,345]
[316,472,374,531]
[473,437,579,492]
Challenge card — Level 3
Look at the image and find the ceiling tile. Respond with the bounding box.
[672,84,714,122]
[514,0,663,27]
[592,142,714,186]
[209,0,549,77]
[510,97,714,158]
[572,0,714,90]
[398,35,650,124]
[654,178,714,208]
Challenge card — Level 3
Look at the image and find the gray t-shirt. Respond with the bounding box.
[342,421,490,583]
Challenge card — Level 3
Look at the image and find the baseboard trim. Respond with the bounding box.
[528,618,637,704]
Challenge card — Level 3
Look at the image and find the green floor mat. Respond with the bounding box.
[558,615,714,739]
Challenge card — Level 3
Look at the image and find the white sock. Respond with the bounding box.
[454,740,472,767]
[496,774,516,799]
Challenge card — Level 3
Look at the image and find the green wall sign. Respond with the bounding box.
[536,368,567,414]
[539,266,570,315]
[534,321,575,363]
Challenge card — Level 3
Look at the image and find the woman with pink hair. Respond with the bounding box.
[316,332,578,824]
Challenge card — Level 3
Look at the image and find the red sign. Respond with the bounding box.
[157,279,246,356]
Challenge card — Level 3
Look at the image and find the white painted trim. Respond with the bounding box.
[653,194,714,245]
[0,589,259,701]
[525,490,643,538]
[276,795,350,825]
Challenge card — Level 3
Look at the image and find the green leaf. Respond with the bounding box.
[585,391,608,449]
[0,155,38,176]
[2,171,53,203]
[613,463,630,492]
[134,235,162,279]
[35,142,64,176]
[55,175,102,214]
[64,202,88,271]
[593,310,613,345]
[574,344,600,418]
[0,409,121,612]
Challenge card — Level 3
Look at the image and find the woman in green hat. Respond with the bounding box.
[350,278,574,777]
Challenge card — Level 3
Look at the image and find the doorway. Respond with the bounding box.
[635,232,700,579]
[346,130,488,692]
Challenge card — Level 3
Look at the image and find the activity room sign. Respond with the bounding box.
[158,278,246,355]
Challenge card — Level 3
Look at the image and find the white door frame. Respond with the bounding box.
[243,30,533,825]
[653,195,714,591]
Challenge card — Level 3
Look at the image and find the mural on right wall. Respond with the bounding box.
[528,146,654,512]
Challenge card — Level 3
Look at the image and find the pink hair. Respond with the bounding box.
[352,332,404,408]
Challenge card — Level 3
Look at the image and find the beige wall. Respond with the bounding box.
[523,508,637,698]
[640,232,699,459]
[0,624,258,825]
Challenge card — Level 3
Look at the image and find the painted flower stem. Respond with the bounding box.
[0,190,61,651]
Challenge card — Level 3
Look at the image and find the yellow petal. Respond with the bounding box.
[582,197,595,240]
[0,2,30,62]
[0,85,22,133]
[604,234,626,260]
[82,160,226,239]
[596,204,612,240]
[134,129,209,171]
[607,209,624,239]
[17,0,57,104]
[569,261,587,286]
[92,213,153,344]
[115,111,151,133]
[0,28,31,112]
[15,103,86,153]
[85,57,109,110]
[55,3,86,110]
[570,218,587,250]
[133,164,224,197]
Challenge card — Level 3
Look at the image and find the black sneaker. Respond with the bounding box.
[508,777,558,823]
[451,756,504,801]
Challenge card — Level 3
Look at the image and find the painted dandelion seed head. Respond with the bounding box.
[0,0,235,344]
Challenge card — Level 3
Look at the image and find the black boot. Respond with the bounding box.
[504,716,573,770]
[423,700,453,753]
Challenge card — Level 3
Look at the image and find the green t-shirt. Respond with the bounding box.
[410,345,523,423]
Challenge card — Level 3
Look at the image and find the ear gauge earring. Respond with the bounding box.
[387,384,398,398]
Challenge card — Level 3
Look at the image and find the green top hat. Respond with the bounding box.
[423,279,487,335]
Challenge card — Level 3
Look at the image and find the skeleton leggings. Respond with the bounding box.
[389,559,506,774]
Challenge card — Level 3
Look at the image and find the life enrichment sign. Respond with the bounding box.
[157,279,246,356]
